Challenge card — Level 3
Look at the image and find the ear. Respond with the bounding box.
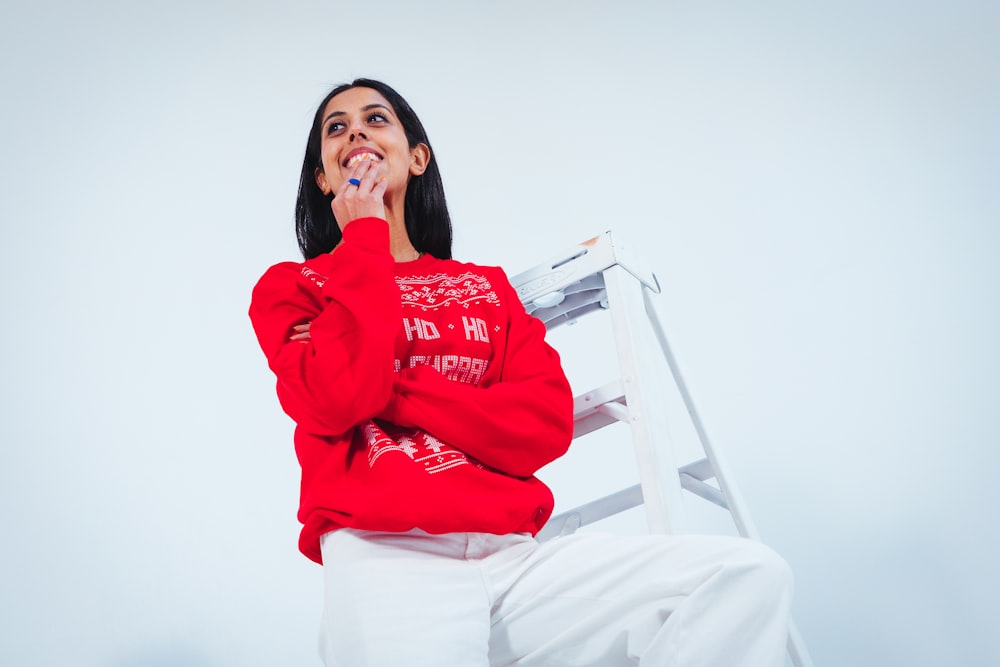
[409,143,430,177]
[315,167,331,194]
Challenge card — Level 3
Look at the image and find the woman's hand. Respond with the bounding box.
[331,159,388,230]
[290,322,311,342]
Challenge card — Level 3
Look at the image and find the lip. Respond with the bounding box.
[342,147,384,167]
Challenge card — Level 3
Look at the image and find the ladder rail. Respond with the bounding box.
[602,263,683,534]
[640,286,763,542]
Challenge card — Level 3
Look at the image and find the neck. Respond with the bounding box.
[389,236,421,262]
[386,213,420,262]
[384,189,420,262]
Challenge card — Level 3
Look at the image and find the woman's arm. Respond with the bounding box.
[382,270,574,477]
[249,218,401,436]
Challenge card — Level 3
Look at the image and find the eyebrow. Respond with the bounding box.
[322,103,393,126]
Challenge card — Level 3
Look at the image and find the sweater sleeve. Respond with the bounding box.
[248,218,401,436]
[383,269,574,477]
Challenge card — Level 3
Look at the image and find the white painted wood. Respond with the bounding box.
[510,231,815,667]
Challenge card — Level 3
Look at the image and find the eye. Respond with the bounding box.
[325,121,346,136]
[367,112,387,124]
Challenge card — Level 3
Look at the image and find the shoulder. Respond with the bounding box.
[253,255,335,294]
[249,256,339,324]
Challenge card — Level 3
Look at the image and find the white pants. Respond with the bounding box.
[319,529,792,666]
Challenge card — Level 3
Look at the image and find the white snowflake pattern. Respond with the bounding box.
[396,272,499,310]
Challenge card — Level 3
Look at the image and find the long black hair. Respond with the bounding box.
[295,78,453,260]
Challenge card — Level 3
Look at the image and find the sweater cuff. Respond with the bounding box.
[342,217,390,252]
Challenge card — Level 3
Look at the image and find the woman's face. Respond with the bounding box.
[313,87,428,199]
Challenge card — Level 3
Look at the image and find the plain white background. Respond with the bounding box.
[1,1,997,665]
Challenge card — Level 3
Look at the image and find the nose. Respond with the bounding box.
[348,123,368,142]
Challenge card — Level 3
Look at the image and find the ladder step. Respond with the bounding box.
[572,380,627,438]
[537,484,644,541]
[678,457,715,481]
[677,458,728,509]
[679,474,729,509]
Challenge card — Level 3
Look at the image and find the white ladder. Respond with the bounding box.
[510,231,814,667]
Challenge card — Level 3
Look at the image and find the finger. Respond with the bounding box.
[334,175,354,199]
[337,159,379,196]
[332,159,385,225]
[337,161,370,196]
[354,159,381,191]
[372,174,389,199]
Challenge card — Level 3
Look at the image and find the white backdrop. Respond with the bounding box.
[1,1,998,665]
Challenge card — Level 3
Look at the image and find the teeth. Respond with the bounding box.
[347,152,381,167]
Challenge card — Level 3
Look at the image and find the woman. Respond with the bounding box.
[250,78,793,666]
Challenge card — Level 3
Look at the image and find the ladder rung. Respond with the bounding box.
[679,473,729,509]
[678,457,715,481]
[573,412,619,439]
[537,484,644,541]
[596,401,630,423]
[573,379,626,418]
[572,380,628,438]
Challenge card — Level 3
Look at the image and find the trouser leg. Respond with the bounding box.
[485,532,793,667]
[318,529,492,667]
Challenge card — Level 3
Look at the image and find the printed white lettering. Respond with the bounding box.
[468,358,488,386]
[403,318,420,341]
[397,355,491,386]
[462,316,490,342]
[421,319,440,340]
[403,317,441,341]
[454,356,473,383]
[440,355,460,376]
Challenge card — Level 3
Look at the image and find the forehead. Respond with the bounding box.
[323,87,395,118]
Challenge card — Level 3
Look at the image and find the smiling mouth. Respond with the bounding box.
[345,152,382,168]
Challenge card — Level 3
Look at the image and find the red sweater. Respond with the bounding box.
[249,218,574,563]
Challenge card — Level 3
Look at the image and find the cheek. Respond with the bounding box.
[322,149,339,173]
[319,153,343,191]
